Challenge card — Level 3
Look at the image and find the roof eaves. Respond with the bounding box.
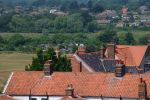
[3,72,14,94]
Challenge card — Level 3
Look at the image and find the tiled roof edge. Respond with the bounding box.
[3,72,14,94]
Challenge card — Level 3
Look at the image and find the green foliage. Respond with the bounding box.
[27,48,71,71]
[139,36,148,45]
[54,56,71,71]
[8,34,26,46]
[97,28,118,43]
[124,32,135,45]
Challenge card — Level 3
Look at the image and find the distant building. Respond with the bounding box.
[116,22,124,28]
[50,9,68,16]
[121,7,128,14]
[96,10,117,20]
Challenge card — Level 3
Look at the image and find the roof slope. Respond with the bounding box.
[4,71,150,99]
[116,45,148,66]
[78,53,116,72]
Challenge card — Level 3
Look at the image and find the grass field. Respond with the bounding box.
[0,52,34,93]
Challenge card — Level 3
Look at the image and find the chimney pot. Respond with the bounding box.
[77,44,86,54]
[65,84,74,97]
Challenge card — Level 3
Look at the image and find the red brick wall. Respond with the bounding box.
[70,56,89,72]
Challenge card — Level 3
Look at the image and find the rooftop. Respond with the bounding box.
[4,71,150,99]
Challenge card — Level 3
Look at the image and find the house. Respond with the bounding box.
[97,20,111,25]
[70,44,150,73]
[121,7,128,14]
[2,43,150,100]
[139,6,148,13]
[50,9,68,16]
[129,21,140,27]
[96,10,117,20]
[140,15,150,27]
[2,69,150,100]
[116,22,124,28]
[96,10,117,25]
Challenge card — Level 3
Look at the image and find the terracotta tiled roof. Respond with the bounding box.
[4,71,150,99]
[0,94,14,100]
[115,45,148,66]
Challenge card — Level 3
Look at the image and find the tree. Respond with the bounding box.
[97,29,118,43]
[26,48,71,72]
[86,21,98,32]
[69,0,79,10]
[87,0,93,10]
[124,32,135,45]
[139,36,148,45]
[28,48,44,71]
[54,56,71,71]
[8,34,25,47]
[92,3,104,13]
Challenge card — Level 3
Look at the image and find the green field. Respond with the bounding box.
[0,52,34,93]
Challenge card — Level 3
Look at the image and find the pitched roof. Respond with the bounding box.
[0,94,14,100]
[78,54,116,72]
[115,45,148,66]
[4,71,150,99]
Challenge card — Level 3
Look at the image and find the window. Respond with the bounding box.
[41,98,48,100]
[31,98,37,100]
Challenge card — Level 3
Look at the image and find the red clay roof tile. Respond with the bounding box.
[115,45,148,67]
[4,71,150,99]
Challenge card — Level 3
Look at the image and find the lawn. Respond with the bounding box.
[0,52,34,93]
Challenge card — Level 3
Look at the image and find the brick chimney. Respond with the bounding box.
[138,78,147,99]
[77,44,86,54]
[65,84,74,97]
[107,43,115,59]
[100,46,104,58]
[69,55,82,72]
[115,61,125,77]
[44,60,53,76]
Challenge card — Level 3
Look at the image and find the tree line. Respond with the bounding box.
[0,29,148,53]
[0,11,99,33]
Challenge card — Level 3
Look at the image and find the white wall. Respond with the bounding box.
[13,96,62,100]
[12,96,138,100]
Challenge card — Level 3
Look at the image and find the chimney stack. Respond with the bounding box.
[44,60,53,76]
[77,44,86,54]
[100,46,104,58]
[107,43,115,59]
[65,84,74,97]
[138,78,147,99]
[115,61,125,77]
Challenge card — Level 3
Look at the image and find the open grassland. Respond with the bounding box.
[0,52,34,93]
